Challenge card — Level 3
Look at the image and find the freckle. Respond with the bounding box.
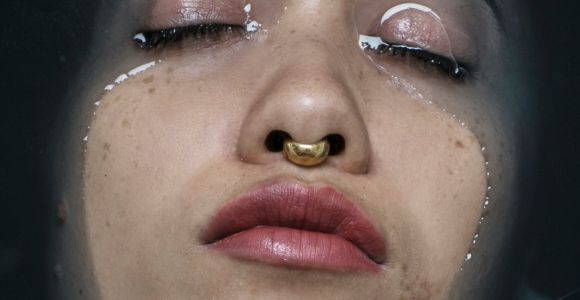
[105,221,111,227]
[103,143,110,151]
[165,77,172,84]
[122,119,131,128]
[290,30,296,34]
[102,153,108,161]
[447,169,454,175]
[166,67,174,74]
[455,140,465,148]
[148,88,156,94]
[142,75,154,84]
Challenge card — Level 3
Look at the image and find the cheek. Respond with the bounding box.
[87,66,236,182]
[82,64,243,289]
[367,92,486,286]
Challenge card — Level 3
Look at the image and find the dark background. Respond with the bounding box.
[0,0,578,299]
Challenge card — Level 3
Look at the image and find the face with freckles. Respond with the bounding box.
[58,0,525,299]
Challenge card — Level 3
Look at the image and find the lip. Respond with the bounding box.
[202,181,386,273]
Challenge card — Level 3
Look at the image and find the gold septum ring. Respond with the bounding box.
[283,138,330,167]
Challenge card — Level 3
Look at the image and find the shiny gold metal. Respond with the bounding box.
[283,138,330,167]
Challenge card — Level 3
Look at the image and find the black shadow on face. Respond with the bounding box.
[0,0,99,299]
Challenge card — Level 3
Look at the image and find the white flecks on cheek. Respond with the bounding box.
[102,60,161,92]
[82,60,163,149]
[128,61,158,76]
[114,74,129,85]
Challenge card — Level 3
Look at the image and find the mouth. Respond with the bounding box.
[201,181,386,273]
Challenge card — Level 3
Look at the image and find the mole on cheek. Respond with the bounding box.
[102,143,110,161]
[148,88,156,94]
[454,140,465,149]
[142,75,154,84]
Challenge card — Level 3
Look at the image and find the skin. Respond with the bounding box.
[57,0,524,299]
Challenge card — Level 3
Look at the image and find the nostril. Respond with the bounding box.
[327,134,345,156]
[265,130,290,152]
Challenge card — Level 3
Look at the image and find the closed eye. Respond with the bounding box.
[133,23,246,50]
[360,36,468,80]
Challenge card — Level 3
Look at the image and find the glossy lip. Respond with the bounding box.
[202,181,387,272]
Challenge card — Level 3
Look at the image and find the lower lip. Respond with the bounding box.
[210,226,381,273]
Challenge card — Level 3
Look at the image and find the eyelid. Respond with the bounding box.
[147,0,247,29]
[370,5,477,67]
[360,35,467,79]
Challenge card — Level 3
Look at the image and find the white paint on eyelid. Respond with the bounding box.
[380,3,441,25]
[358,35,384,51]
[244,3,252,13]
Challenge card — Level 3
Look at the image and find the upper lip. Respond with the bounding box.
[201,181,387,264]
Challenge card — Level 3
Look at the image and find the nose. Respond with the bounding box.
[236,51,371,174]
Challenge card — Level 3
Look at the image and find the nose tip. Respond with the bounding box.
[236,66,371,174]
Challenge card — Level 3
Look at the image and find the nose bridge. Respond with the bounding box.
[272,0,356,63]
[279,0,352,35]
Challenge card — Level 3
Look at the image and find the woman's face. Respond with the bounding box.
[68,0,521,298]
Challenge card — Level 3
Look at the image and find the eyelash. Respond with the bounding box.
[362,42,468,80]
[133,24,245,50]
[134,24,468,80]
